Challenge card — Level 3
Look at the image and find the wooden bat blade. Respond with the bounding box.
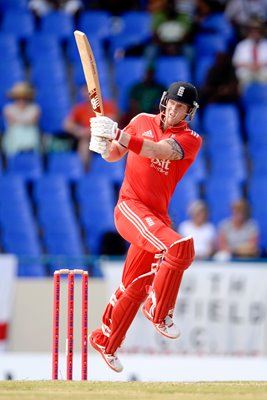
[74,30,104,116]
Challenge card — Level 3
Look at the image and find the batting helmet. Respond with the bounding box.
[160,81,199,120]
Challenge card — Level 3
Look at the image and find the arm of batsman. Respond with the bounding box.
[90,116,122,141]
[89,135,111,159]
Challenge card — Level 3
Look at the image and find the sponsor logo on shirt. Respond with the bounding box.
[150,158,171,175]
[142,130,154,138]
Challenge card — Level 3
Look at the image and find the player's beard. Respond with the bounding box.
[162,109,185,130]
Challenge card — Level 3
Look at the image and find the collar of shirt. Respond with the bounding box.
[155,113,188,134]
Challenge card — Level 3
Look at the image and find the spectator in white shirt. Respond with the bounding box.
[232,18,267,88]
[178,200,217,260]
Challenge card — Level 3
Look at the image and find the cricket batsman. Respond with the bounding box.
[88,81,202,372]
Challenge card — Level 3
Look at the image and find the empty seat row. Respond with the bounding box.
[0,151,126,185]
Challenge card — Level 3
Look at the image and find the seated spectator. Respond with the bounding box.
[147,0,194,60]
[200,52,240,105]
[178,200,217,260]
[232,18,267,89]
[2,82,42,156]
[224,0,267,38]
[63,84,118,170]
[29,0,84,18]
[214,199,260,260]
[119,65,165,127]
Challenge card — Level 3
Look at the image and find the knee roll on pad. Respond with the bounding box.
[144,236,195,324]
[166,236,195,270]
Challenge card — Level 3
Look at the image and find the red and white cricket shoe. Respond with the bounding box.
[142,304,180,340]
[89,333,123,373]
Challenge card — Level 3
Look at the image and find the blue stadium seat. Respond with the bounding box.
[194,55,214,87]
[109,11,152,58]
[26,33,63,62]
[31,58,67,87]
[34,175,84,256]
[2,230,45,277]
[169,177,200,227]
[78,10,111,41]
[81,202,116,255]
[76,174,116,254]
[0,203,36,229]
[0,175,26,199]
[0,0,28,11]
[245,105,267,149]
[88,153,126,187]
[40,11,74,41]
[199,12,235,43]
[1,10,35,40]
[0,180,40,270]
[248,176,267,249]
[75,175,116,207]
[0,176,37,232]
[209,151,247,184]
[202,103,241,137]
[48,152,84,181]
[186,148,207,184]
[36,85,72,133]
[7,152,43,181]
[205,177,242,225]
[114,57,147,111]
[242,82,267,108]
[0,33,19,61]
[194,33,227,59]
[121,11,151,35]
[250,148,267,176]
[33,175,71,203]
[155,56,191,87]
[0,59,25,96]
[43,230,84,256]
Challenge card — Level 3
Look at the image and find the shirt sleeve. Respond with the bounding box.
[176,131,202,161]
[123,114,141,136]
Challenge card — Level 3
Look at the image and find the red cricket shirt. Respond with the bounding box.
[118,113,202,217]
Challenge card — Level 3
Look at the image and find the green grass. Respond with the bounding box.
[0,381,267,400]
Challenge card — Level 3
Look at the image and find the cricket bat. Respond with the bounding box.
[74,30,104,116]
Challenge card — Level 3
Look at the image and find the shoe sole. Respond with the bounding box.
[88,334,123,373]
[142,305,180,340]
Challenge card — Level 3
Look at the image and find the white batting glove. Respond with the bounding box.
[89,135,111,159]
[90,116,123,141]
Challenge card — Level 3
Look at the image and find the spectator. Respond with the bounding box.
[200,52,240,105]
[232,18,267,89]
[63,84,118,170]
[2,82,42,156]
[147,0,194,60]
[224,0,267,38]
[119,65,165,127]
[214,199,260,260]
[29,0,84,18]
[178,200,217,260]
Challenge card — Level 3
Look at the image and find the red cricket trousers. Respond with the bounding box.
[93,198,184,354]
[115,198,182,281]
